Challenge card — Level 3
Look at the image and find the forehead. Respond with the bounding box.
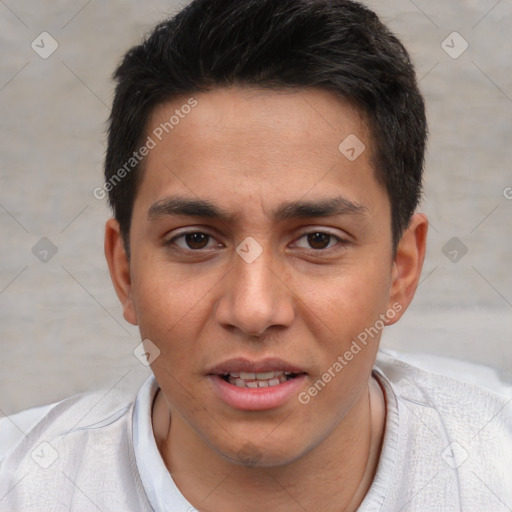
[147,86,371,159]
[135,87,386,220]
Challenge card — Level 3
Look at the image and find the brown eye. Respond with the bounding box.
[184,232,210,249]
[307,232,332,249]
[166,231,223,253]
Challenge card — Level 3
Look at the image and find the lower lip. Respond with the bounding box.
[209,374,307,411]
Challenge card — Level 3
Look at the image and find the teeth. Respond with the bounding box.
[226,370,297,389]
[256,371,275,380]
[237,371,287,380]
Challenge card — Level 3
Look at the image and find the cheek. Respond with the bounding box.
[131,264,209,346]
[296,267,389,415]
[297,258,391,339]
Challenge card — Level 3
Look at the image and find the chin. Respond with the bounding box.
[215,437,310,469]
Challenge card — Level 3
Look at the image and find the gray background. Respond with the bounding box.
[0,0,511,415]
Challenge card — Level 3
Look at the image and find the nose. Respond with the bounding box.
[215,245,295,337]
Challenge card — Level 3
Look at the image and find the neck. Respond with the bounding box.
[152,376,386,512]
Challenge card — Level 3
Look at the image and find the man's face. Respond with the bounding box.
[122,87,402,465]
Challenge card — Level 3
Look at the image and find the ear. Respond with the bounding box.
[104,218,138,325]
[385,213,428,326]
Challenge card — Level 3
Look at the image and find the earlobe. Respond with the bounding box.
[386,213,428,326]
[104,218,138,326]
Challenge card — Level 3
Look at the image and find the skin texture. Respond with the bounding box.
[105,87,428,512]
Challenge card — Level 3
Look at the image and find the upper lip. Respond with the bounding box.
[207,357,307,375]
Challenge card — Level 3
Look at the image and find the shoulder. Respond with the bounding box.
[375,349,512,409]
[0,403,56,460]
[0,384,133,484]
[375,349,512,437]
[370,350,512,510]
[376,349,512,397]
[0,382,152,510]
[0,386,134,461]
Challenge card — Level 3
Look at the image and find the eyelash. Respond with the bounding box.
[168,231,221,251]
[166,229,348,253]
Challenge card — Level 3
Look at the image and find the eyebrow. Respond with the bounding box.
[147,195,369,222]
[274,196,369,221]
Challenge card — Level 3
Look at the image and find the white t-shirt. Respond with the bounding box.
[1,350,511,511]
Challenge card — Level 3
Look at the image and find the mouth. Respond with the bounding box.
[220,371,301,388]
[207,358,308,411]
